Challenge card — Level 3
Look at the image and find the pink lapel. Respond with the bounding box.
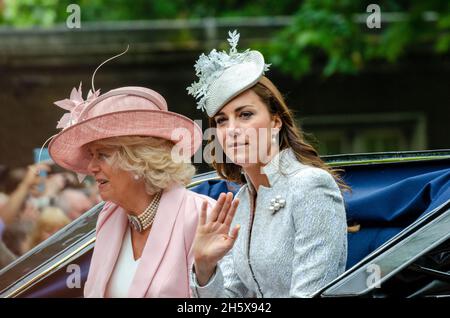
[127,185,186,297]
[94,204,128,297]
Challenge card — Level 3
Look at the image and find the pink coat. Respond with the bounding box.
[84,185,215,298]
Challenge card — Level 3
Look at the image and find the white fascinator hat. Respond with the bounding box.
[187,30,271,117]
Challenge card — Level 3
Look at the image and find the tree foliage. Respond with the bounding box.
[267,0,450,78]
[0,0,298,25]
[0,0,448,78]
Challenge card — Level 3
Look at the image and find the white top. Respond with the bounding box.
[105,226,140,298]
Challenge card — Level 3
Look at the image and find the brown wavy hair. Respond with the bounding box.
[207,76,349,191]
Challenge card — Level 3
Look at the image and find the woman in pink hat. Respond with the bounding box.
[48,83,215,298]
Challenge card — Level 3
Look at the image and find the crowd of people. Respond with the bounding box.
[0,162,100,269]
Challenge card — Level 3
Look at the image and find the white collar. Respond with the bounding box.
[244,148,303,190]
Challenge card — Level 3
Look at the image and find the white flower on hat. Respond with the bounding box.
[187,30,270,116]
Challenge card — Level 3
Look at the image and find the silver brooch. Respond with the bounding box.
[269,195,286,214]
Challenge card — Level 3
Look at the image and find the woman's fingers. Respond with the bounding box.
[34,163,51,172]
[208,193,226,223]
[229,224,240,240]
[216,192,233,224]
[204,192,239,236]
[224,197,240,227]
[199,200,208,226]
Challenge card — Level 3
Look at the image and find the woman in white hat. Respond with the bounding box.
[48,71,215,297]
[188,31,348,298]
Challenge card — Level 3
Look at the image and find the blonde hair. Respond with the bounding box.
[94,136,196,194]
[29,207,71,248]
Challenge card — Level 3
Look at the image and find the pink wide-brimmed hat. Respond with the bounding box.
[48,85,202,175]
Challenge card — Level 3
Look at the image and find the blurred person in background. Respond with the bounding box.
[54,188,93,220]
[0,240,15,269]
[2,221,32,257]
[26,206,71,250]
[0,164,49,263]
[0,161,76,263]
[0,181,15,269]
[0,192,8,238]
[0,163,49,227]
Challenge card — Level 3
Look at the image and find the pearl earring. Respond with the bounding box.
[272,134,278,144]
[134,174,140,180]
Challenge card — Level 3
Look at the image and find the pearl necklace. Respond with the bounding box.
[128,191,162,233]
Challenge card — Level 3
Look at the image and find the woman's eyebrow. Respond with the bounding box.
[216,105,255,117]
[235,105,255,112]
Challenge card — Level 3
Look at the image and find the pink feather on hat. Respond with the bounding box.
[47,47,202,175]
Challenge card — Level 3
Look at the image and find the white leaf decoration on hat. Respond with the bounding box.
[54,82,101,129]
[187,30,270,113]
[227,30,240,54]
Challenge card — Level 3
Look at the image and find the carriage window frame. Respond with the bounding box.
[321,201,450,297]
[301,112,427,155]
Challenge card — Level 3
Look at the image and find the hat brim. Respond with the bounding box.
[206,51,265,117]
[48,109,202,174]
